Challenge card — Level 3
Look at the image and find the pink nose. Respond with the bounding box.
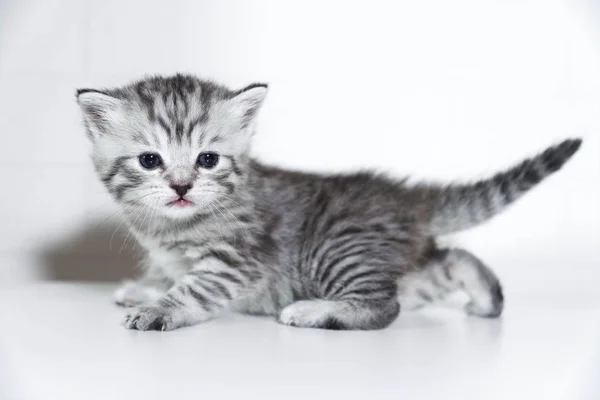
[170,184,192,197]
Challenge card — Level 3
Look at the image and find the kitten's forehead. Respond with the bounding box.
[78,74,267,155]
[125,75,234,145]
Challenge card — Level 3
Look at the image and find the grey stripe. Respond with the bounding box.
[101,156,129,184]
[193,270,244,287]
[196,275,233,300]
[158,116,171,138]
[195,249,243,268]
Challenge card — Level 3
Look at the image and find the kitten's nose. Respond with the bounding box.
[170,183,192,197]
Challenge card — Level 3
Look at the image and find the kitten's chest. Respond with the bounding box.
[147,247,191,280]
[134,230,227,270]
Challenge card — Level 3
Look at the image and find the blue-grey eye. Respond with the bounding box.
[139,153,162,169]
[197,152,219,169]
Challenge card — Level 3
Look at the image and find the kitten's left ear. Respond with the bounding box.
[229,83,268,128]
[76,88,125,140]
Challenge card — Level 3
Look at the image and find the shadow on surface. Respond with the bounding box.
[38,219,139,282]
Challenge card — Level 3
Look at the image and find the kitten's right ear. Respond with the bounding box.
[76,89,123,140]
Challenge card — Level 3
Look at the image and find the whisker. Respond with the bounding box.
[120,204,147,254]
[212,199,251,243]
[110,202,144,252]
[150,201,161,237]
[207,203,225,242]
[200,190,246,208]
[211,200,238,246]
[91,192,162,230]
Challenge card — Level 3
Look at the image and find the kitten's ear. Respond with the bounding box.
[76,89,124,140]
[229,83,268,128]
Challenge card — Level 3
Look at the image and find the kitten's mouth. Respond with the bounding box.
[168,198,194,208]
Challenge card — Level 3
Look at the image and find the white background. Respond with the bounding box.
[0,1,599,399]
[0,0,598,288]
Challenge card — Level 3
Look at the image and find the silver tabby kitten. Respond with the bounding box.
[76,74,582,331]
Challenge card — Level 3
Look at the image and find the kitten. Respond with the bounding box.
[76,74,582,331]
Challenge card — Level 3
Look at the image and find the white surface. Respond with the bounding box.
[1,282,600,400]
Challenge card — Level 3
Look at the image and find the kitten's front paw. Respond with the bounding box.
[123,306,181,331]
[114,280,163,307]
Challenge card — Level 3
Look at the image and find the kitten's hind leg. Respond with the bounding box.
[398,248,504,317]
[279,253,402,330]
[278,267,401,330]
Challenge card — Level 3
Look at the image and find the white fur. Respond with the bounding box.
[278,300,344,326]
[113,280,164,307]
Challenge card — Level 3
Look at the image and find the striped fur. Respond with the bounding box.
[418,138,582,236]
[77,74,582,331]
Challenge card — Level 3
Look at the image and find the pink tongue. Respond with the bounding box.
[174,199,190,207]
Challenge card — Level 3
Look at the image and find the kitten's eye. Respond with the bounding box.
[138,153,162,169]
[197,152,219,169]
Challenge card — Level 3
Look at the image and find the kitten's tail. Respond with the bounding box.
[420,138,582,236]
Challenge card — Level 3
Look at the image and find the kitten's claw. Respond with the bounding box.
[123,306,179,331]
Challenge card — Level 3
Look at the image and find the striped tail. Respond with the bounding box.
[422,138,582,236]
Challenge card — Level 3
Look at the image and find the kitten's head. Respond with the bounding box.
[76,74,267,220]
